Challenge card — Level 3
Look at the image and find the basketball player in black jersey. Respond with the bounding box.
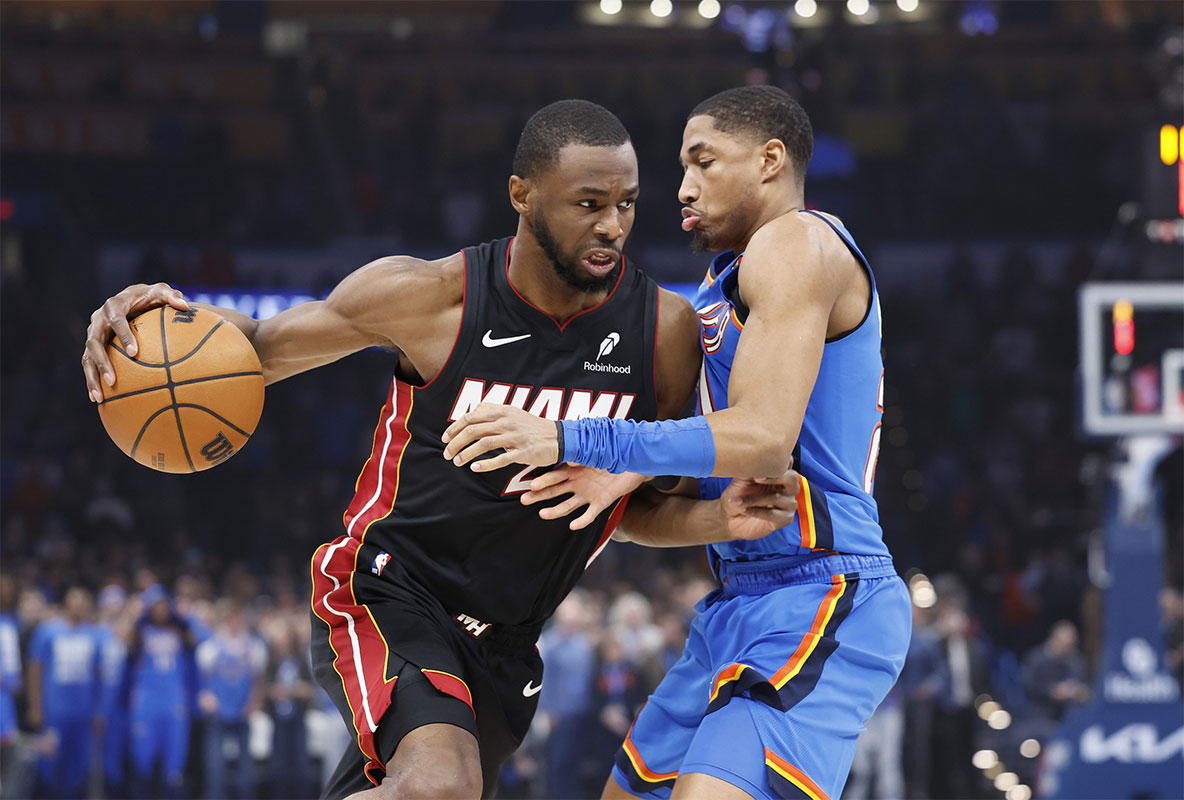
[82,100,800,800]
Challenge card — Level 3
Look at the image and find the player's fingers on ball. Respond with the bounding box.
[107,311,138,358]
[151,283,188,310]
[81,353,103,402]
[85,337,117,388]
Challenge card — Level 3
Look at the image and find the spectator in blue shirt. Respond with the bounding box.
[262,616,314,799]
[125,584,197,800]
[537,591,596,800]
[28,587,102,800]
[96,584,132,799]
[196,601,266,800]
[0,576,23,783]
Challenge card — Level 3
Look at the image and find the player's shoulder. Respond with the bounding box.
[330,250,465,319]
[749,212,827,265]
[357,251,465,295]
[747,211,855,284]
[656,287,697,340]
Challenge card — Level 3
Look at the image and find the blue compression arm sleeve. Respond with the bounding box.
[560,416,716,477]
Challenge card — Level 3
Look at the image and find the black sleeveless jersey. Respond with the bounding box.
[340,237,659,629]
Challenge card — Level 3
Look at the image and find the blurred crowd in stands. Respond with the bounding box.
[2,1,1182,799]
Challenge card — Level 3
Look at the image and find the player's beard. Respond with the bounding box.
[690,185,760,254]
[533,209,621,294]
[691,229,713,253]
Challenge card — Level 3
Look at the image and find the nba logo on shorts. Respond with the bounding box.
[371,552,391,576]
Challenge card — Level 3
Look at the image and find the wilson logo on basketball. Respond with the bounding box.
[448,379,635,422]
[200,432,234,463]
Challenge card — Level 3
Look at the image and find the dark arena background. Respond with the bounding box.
[1,1,1182,799]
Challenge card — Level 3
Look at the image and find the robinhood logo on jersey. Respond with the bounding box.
[586,331,630,374]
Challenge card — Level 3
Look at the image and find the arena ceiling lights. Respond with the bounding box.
[580,0,936,32]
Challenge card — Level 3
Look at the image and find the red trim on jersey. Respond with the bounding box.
[419,250,467,390]
[503,236,626,333]
[310,537,400,786]
[587,494,631,568]
[343,381,415,538]
[344,380,396,527]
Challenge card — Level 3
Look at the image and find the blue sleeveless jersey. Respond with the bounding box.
[696,210,888,563]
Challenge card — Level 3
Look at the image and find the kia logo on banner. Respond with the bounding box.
[1080,723,1184,764]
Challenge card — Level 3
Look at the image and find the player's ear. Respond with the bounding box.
[760,139,788,183]
[508,175,532,215]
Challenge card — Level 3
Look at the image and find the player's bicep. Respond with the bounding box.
[727,232,833,448]
[252,257,426,383]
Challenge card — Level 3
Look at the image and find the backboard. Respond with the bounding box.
[1079,282,1184,437]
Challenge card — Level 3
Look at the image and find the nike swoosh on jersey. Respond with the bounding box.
[522,680,542,697]
[482,330,532,348]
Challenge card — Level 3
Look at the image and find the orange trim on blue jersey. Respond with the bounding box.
[765,749,830,800]
[797,476,816,549]
[771,574,847,688]
[622,731,678,783]
[730,306,745,331]
[709,662,750,704]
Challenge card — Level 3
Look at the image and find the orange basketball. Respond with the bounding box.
[97,306,265,473]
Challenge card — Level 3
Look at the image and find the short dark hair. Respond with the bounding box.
[512,100,631,179]
[690,86,813,185]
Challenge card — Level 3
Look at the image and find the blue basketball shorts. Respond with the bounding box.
[611,553,911,800]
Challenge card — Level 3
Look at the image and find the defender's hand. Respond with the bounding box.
[720,466,800,541]
[441,403,558,471]
[522,465,645,530]
[83,282,189,402]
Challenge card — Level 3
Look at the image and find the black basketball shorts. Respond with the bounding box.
[310,535,544,800]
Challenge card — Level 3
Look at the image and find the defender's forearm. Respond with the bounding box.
[614,486,729,547]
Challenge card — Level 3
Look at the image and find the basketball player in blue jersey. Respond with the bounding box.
[81,100,801,800]
[445,85,912,800]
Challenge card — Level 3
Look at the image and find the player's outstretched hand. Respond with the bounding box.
[82,282,189,403]
[721,467,800,541]
[522,465,646,530]
[442,403,558,471]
